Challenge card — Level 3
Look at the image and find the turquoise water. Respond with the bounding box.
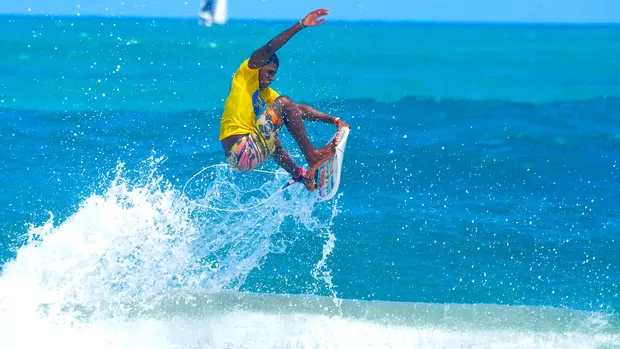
[1,15,619,348]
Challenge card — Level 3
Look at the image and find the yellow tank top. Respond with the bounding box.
[219,59,280,140]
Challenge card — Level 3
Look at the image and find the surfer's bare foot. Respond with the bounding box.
[306,137,338,169]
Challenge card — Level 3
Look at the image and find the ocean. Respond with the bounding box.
[1,15,619,348]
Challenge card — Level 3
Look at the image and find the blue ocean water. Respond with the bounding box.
[1,15,620,348]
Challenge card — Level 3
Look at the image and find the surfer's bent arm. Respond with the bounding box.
[248,8,329,69]
[298,105,337,123]
[298,105,352,129]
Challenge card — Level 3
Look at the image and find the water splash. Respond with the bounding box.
[0,156,335,324]
[1,157,199,320]
[183,163,330,291]
[311,193,343,308]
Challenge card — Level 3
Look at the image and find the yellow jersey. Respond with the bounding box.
[219,59,280,140]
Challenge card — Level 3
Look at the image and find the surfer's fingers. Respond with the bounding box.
[331,134,339,148]
[306,8,328,21]
[335,119,350,130]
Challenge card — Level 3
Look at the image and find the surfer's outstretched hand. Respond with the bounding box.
[302,8,329,28]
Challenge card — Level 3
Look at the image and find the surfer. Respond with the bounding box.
[219,8,350,191]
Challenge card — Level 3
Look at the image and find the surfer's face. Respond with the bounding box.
[259,62,278,90]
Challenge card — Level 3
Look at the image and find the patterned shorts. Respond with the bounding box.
[226,104,284,172]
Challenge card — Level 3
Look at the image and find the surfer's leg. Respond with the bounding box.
[273,139,319,192]
[272,138,301,176]
[271,96,337,169]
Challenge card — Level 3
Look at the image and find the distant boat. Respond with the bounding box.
[199,0,228,26]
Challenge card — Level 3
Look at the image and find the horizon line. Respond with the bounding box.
[2,13,620,26]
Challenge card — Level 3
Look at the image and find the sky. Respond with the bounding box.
[3,0,620,23]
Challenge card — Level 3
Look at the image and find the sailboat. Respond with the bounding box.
[199,0,228,26]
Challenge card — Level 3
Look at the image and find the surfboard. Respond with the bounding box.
[314,127,350,200]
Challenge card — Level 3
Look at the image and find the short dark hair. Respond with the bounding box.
[264,53,279,66]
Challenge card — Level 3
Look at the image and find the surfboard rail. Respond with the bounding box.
[315,127,350,200]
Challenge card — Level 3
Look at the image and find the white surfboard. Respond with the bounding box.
[314,127,350,200]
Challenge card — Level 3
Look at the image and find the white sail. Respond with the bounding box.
[213,0,228,25]
[199,0,227,26]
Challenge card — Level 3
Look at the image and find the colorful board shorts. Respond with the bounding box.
[226,103,285,172]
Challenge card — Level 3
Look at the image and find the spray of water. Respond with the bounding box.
[0,156,337,325]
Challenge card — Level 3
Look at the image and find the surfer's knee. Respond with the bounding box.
[272,96,298,124]
[274,96,296,110]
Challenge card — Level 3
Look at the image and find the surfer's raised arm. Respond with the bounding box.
[248,8,329,69]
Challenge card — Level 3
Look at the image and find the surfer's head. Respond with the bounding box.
[259,54,279,90]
